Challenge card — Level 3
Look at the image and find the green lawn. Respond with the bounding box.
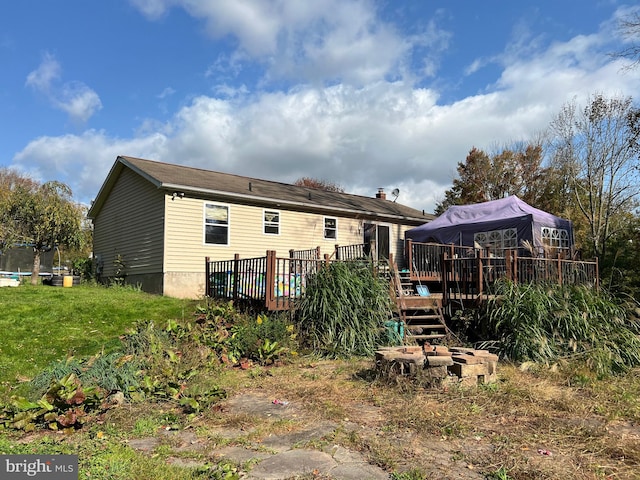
[0,284,196,396]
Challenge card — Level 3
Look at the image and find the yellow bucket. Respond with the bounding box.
[63,275,73,288]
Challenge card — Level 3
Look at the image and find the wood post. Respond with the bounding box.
[557,254,562,285]
[477,249,484,298]
[265,250,276,310]
[232,253,240,302]
[205,256,210,297]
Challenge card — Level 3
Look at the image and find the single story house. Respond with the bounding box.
[88,156,433,298]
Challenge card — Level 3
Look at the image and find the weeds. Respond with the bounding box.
[296,260,394,357]
[482,281,640,375]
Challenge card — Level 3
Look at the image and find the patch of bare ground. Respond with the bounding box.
[197,359,640,479]
[17,359,639,479]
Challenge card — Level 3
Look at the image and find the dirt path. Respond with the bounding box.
[125,390,487,479]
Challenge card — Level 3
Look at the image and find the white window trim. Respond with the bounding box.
[323,216,338,241]
[263,209,281,236]
[473,228,518,253]
[541,227,570,249]
[203,202,231,246]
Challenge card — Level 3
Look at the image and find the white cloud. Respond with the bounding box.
[25,53,60,92]
[157,87,176,99]
[13,130,168,203]
[131,0,449,86]
[25,53,102,124]
[128,0,175,20]
[13,5,640,214]
[55,83,103,123]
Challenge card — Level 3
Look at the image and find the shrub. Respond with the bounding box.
[482,280,640,376]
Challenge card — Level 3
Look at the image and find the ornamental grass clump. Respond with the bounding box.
[483,280,640,376]
[295,260,394,357]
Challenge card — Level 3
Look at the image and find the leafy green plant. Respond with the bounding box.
[486,466,514,480]
[2,373,104,432]
[257,338,287,365]
[296,260,394,357]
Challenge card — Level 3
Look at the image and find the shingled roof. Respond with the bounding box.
[89,156,432,224]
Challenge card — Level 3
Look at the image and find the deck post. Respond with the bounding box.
[265,250,276,310]
[232,254,240,301]
[477,249,484,298]
[334,244,340,260]
[315,246,321,259]
[557,254,562,285]
[442,249,449,306]
[407,239,413,279]
[505,250,513,282]
[513,249,518,282]
[205,256,210,297]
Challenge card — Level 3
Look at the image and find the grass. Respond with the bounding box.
[1,285,640,479]
[0,284,195,396]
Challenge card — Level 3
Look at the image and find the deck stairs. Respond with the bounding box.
[394,269,447,343]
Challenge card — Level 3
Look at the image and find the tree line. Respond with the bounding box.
[437,93,640,296]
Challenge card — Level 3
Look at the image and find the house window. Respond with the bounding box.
[541,227,569,249]
[474,228,518,255]
[324,217,337,240]
[204,203,229,245]
[264,210,280,235]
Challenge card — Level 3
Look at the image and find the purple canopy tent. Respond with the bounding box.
[405,196,573,252]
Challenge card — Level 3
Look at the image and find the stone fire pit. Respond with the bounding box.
[375,345,499,387]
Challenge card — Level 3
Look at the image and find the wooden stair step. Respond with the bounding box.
[405,324,446,330]
[405,334,446,340]
[403,313,442,319]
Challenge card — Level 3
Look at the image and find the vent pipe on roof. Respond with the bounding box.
[249,182,252,192]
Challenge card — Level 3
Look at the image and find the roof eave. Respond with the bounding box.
[160,183,428,224]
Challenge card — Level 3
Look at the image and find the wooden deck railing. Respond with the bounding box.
[334,243,367,260]
[206,251,332,311]
[289,246,321,260]
[406,241,599,304]
[206,242,600,311]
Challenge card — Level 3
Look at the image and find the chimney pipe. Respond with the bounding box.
[376,188,386,200]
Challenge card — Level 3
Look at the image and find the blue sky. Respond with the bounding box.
[1,0,639,212]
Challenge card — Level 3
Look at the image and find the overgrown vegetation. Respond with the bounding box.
[295,260,395,357]
[0,293,296,433]
[481,280,640,376]
[1,285,640,478]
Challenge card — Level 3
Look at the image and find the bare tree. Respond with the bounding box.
[549,93,640,259]
[615,11,640,70]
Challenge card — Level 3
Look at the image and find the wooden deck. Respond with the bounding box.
[205,242,599,313]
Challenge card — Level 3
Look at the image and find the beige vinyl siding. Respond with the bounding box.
[165,199,369,272]
[92,168,165,278]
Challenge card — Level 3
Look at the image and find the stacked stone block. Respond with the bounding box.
[375,344,498,386]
